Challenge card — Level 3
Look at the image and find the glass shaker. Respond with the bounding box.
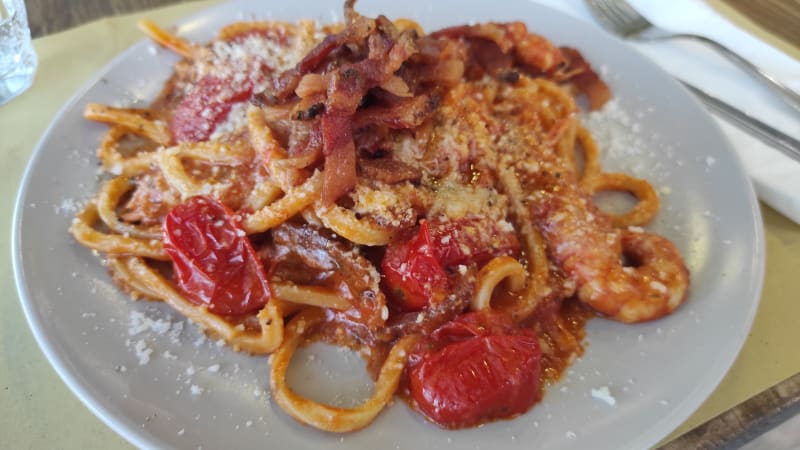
[0,0,37,105]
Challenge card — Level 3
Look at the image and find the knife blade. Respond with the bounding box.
[680,80,800,163]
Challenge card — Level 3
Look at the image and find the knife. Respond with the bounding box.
[680,80,800,163]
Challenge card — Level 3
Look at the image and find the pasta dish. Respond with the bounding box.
[70,0,689,432]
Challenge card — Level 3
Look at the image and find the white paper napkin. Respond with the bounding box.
[535,0,800,224]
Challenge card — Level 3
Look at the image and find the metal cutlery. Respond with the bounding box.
[585,0,800,113]
[681,81,800,163]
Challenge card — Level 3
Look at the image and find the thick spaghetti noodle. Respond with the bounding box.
[70,0,689,432]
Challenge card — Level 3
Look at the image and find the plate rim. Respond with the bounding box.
[12,1,767,449]
[11,35,168,449]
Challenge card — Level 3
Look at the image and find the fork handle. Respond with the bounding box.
[640,30,800,113]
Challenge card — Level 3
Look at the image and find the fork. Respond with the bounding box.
[585,0,800,113]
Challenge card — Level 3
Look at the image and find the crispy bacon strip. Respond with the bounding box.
[431,22,564,74]
[269,1,377,102]
[270,34,341,102]
[255,2,476,204]
[321,113,358,204]
[358,158,421,184]
[325,21,418,115]
[312,13,420,203]
[352,93,439,130]
[555,47,611,111]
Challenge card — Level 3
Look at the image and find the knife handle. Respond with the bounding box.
[680,80,800,164]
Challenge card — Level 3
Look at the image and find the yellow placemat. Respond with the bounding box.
[1,1,798,449]
[662,205,800,444]
[0,3,216,449]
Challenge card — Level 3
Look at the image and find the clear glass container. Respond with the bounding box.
[0,0,37,105]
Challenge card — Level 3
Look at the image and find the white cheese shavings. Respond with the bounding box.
[134,340,153,365]
[190,384,205,396]
[129,310,173,336]
[591,386,617,406]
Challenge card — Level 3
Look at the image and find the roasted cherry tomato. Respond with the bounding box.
[430,307,518,341]
[428,217,520,267]
[381,217,520,311]
[170,75,253,143]
[381,221,449,312]
[162,195,271,315]
[408,311,542,429]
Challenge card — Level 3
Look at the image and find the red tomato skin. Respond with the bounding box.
[162,196,271,316]
[428,217,520,268]
[408,312,542,428]
[170,75,253,143]
[381,222,449,312]
[430,308,517,343]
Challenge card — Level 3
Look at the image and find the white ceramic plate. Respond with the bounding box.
[13,1,765,449]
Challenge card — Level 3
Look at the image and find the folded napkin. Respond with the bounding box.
[537,0,800,224]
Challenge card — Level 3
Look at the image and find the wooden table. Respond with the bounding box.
[7,1,800,449]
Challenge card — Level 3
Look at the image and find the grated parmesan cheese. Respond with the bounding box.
[190,384,205,396]
[133,339,153,365]
[591,386,617,406]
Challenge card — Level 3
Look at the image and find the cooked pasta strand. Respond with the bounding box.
[70,202,169,260]
[85,103,171,145]
[137,19,196,58]
[126,256,284,354]
[271,282,351,310]
[582,172,660,227]
[97,126,157,176]
[472,256,527,312]
[96,176,161,239]
[243,170,323,234]
[313,203,395,246]
[271,309,418,432]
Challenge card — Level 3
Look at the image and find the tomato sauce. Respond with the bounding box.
[537,298,594,384]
